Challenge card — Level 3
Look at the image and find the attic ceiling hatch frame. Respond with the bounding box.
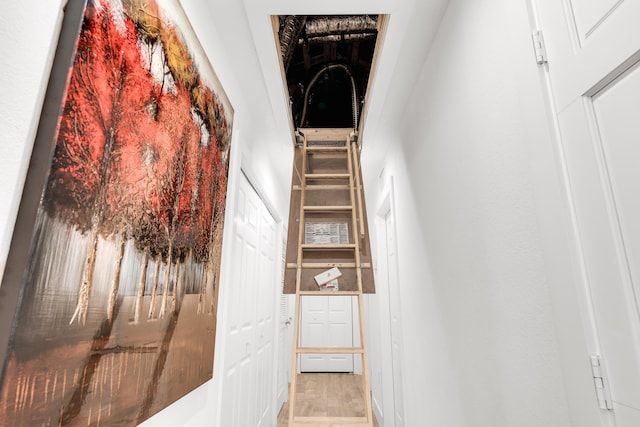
[271,14,388,146]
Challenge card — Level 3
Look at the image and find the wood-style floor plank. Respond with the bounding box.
[277,373,379,427]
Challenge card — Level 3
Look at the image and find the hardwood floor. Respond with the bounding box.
[277,373,380,427]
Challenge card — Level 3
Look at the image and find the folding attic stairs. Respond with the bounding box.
[284,128,376,427]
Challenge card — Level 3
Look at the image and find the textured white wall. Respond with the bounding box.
[362,0,572,425]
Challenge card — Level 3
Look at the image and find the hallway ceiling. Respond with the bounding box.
[197,0,450,147]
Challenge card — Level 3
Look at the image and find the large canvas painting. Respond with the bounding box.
[0,0,233,425]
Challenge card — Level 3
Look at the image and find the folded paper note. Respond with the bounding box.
[314,267,342,286]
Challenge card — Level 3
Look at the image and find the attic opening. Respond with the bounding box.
[274,15,384,133]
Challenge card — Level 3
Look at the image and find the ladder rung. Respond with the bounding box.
[292,416,369,425]
[291,424,371,427]
[299,291,361,296]
[308,184,350,190]
[306,146,348,152]
[296,346,364,354]
[301,244,355,250]
[294,184,350,191]
[286,262,372,269]
[305,173,350,179]
[304,205,352,211]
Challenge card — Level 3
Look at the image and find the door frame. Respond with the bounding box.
[373,194,393,425]
[372,177,405,427]
[240,164,285,427]
[276,230,293,412]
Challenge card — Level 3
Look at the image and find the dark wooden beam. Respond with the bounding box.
[350,41,360,65]
[303,43,311,72]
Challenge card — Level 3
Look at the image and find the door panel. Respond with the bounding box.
[300,295,354,372]
[590,66,640,409]
[571,0,625,41]
[255,209,276,426]
[558,93,640,419]
[221,180,258,426]
[537,0,640,423]
[594,65,640,316]
[538,0,640,110]
[220,173,278,427]
[386,209,405,427]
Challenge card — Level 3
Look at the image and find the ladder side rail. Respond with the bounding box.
[346,138,374,426]
[350,141,366,239]
[288,135,309,426]
[346,138,363,296]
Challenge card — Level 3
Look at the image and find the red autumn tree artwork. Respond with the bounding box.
[0,0,233,425]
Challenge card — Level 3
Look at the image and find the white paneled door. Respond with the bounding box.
[536,0,640,424]
[220,172,278,427]
[300,295,354,372]
[385,206,405,427]
[372,192,405,427]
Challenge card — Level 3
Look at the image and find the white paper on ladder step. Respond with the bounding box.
[305,222,349,244]
[321,279,339,291]
[314,267,342,286]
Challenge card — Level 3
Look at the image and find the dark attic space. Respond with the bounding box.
[277,15,379,129]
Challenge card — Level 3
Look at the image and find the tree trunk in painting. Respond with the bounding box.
[198,268,207,315]
[170,259,182,314]
[159,132,189,318]
[200,162,223,315]
[148,254,162,319]
[134,247,150,323]
[71,226,99,325]
[159,242,173,318]
[107,234,126,321]
[201,188,218,314]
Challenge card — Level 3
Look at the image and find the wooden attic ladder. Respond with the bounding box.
[288,128,374,427]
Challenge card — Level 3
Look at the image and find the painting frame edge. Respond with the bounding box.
[0,0,88,387]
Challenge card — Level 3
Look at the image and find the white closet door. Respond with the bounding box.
[220,172,278,427]
[300,295,354,372]
[536,0,640,424]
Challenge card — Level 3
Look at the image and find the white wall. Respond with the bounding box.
[0,0,291,425]
[361,0,572,425]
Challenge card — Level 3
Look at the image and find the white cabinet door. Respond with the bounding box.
[536,0,640,424]
[300,295,354,372]
[220,172,278,427]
